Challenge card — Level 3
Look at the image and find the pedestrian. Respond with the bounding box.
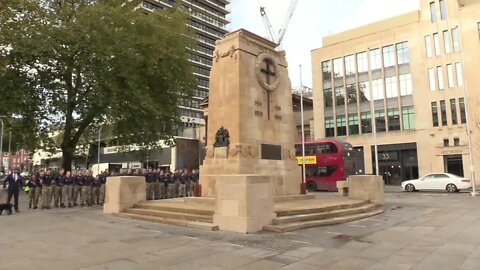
[82,170,94,206]
[73,170,83,207]
[35,171,43,208]
[2,168,23,213]
[41,169,54,209]
[63,171,74,208]
[53,169,65,208]
[166,172,175,199]
[99,170,109,204]
[26,174,38,209]
[91,174,101,205]
[145,168,155,200]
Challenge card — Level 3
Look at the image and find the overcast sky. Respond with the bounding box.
[230,0,420,89]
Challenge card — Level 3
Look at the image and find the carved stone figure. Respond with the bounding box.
[213,127,230,147]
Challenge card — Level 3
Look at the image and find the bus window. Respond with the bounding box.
[324,142,338,153]
[317,166,337,176]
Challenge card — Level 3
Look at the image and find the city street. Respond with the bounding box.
[1,187,480,270]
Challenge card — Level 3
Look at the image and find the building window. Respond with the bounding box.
[455,62,463,86]
[402,106,415,130]
[356,52,368,73]
[446,64,454,88]
[399,74,413,96]
[452,27,460,52]
[387,108,401,131]
[439,0,447,20]
[428,68,436,91]
[425,35,433,58]
[437,66,444,90]
[322,60,332,80]
[383,45,395,67]
[443,30,451,54]
[371,79,384,100]
[336,115,347,136]
[396,42,409,65]
[324,87,333,107]
[450,99,458,125]
[440,100,447,126]
[325,117,335,137]
[433,33,441,56]
[358,81,371,102]
[432,101,439,127]
[346,84,357,105]
[333,57,343,78]
[444,138,449,147]
[335,86,345,106]
[454,138,460,146]
[430,1,436,23]
[344,55,355,75]
[361,112,372,134]
[459,98,466,124]
[375,110,386,132]
[385,76,398,98]
[370,48,381,70]
[348,114,359,135]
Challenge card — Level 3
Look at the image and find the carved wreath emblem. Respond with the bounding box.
[255,52,280,91]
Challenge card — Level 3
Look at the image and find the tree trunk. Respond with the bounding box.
[61,145,75,172]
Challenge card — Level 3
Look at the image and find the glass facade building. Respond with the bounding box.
[143,0,230,128]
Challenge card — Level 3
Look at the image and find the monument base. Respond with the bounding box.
[103,176,146,214]
[348,175,385,205]
[213,174,276,233]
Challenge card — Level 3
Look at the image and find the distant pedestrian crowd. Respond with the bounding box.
[2,167,199,213]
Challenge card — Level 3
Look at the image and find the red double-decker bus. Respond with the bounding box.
[295,139,356,191]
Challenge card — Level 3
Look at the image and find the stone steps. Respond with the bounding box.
[113,212,219,231]
[132,203,214,216]
[264,205,385,232]
[275,200,370,217]
[272,203,380,225]
[124,208,213,223]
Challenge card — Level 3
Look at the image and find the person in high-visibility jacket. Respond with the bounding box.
[26,174,39,209]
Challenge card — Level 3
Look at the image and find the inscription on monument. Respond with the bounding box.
[254,100,263,106]
[254,111,264,117]
[274,115,282,121]
[261,144,282,160]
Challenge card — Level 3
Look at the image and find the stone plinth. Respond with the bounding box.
[199,29,302,199]
[103,176,146,214]
[213,175,275,233]
[348,175,384,205]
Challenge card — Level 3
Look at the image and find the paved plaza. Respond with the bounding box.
[1,188,480,270]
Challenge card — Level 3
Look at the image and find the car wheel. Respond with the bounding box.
[306,181,317,192]
[446,184,457,193]
[405,184,415,192]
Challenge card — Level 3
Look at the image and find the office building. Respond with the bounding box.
[312,0,480,185]
[143,0,231,130]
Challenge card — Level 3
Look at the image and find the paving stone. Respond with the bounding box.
[365,261,413,270]
[236,259,285,270]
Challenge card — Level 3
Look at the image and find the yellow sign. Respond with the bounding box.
[296,156,317,165]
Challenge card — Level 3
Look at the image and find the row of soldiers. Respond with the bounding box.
[115,168,199,200]
[25,167,200,209]
[25,169,107,209]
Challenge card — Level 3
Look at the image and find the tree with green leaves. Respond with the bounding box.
[0,0,196,171]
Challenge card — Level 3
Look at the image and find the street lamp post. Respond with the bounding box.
[299,65,306,193]
[97,126,103,176]
[0,116,5,174]
[8,130,11,172]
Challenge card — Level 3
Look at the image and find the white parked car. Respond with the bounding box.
[401,173,472,193]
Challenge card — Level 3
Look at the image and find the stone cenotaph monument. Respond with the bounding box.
[199,29,302,233]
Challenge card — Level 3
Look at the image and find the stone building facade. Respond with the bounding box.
[312,0,480,185]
